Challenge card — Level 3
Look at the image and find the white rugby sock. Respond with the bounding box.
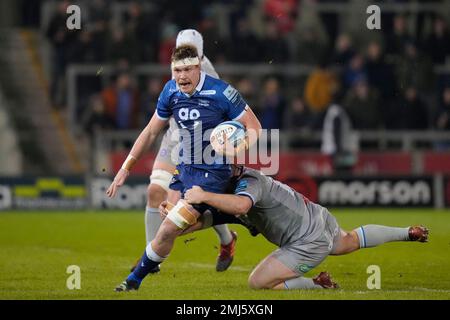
[146,242,167,262]
[355,225,409,248]
[213,224,233,245]
[284,277,323,289]
[145,207,162,245]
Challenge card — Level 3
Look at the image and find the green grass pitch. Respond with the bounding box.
[0,209,449,300]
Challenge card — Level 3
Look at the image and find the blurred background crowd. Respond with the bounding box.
[32,0,450,133]
[1,0,450,175]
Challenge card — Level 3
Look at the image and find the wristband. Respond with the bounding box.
[121,155,137,172]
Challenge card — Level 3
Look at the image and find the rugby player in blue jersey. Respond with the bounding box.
[140,29,242,273]
[108,45,261,291]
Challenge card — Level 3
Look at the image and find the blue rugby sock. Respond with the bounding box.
[127,251,160,285]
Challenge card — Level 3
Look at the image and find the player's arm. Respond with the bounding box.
[106,113,167,198]
[185,186,253,216]
[236,106,261,150]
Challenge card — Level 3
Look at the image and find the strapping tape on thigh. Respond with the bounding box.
[166,201,197,229]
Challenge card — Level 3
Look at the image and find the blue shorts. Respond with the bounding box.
[169,164,232,213]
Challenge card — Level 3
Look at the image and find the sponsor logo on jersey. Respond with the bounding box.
[223,85,241,104]
[199,90,216,95]
[198,100,209,107]
[297,264,314,274]
[235,180,248,193]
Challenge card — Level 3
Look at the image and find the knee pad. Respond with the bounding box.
[149,169,173,191]
[166,200,198,229]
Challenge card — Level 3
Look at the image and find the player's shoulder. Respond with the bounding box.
[241,167,265,181]
[161,79,178,96]
[200,74,230,94]
[200,73,224,90]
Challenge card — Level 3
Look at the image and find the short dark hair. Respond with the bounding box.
[171,44,199,62]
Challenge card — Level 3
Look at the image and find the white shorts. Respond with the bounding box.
[155,118,179,166]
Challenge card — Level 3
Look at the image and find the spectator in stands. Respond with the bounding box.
[86,0,108,62]
[82,94,115,137]
[140,78,162,127]
[321,102,358,176]
[365,40,396,100]
[284,96,312,131]
[262,20,290,64]
[284,95,325,148]
[436,87,450,131]
[343,76,382,130]
[229,17,261,63]
[263,0,299,35]
[395,40,434,94]
[67,30,99,64]
[158,23,178,65]
[160,0,204,30]
[236,77,257,113]
[259,77,286,130]
[296,27,327,65]
[424,16,450,65]
[46,0,78,108]
[124,1,161,63]
[225,0,255,38]
[342,53,367,93]
[330,33,355,66]
[106,28,139,65]
[88,0,109,27]
[391,86,429,130]
[317,0,344,48]
[101,73,140,130]
[198,9,224,63]
[385,14,413,58]
[304,64,339,114]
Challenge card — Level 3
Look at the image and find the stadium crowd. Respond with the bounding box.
[29,0,450,134]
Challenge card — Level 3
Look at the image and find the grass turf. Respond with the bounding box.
[0,209,449,300]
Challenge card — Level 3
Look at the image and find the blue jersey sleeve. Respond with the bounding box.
[156,81,174,120]
[220,83,247,120]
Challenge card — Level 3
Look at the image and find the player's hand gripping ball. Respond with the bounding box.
[210,121,247,157]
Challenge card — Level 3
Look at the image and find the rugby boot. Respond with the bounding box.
[312,272,339,289]
[216,230,237,272]
[408,225,429,242]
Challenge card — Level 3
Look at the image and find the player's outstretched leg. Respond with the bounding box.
[332,225,429,255]
[355,224,429,248]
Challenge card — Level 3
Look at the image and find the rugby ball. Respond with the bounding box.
[210,121,247,156]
